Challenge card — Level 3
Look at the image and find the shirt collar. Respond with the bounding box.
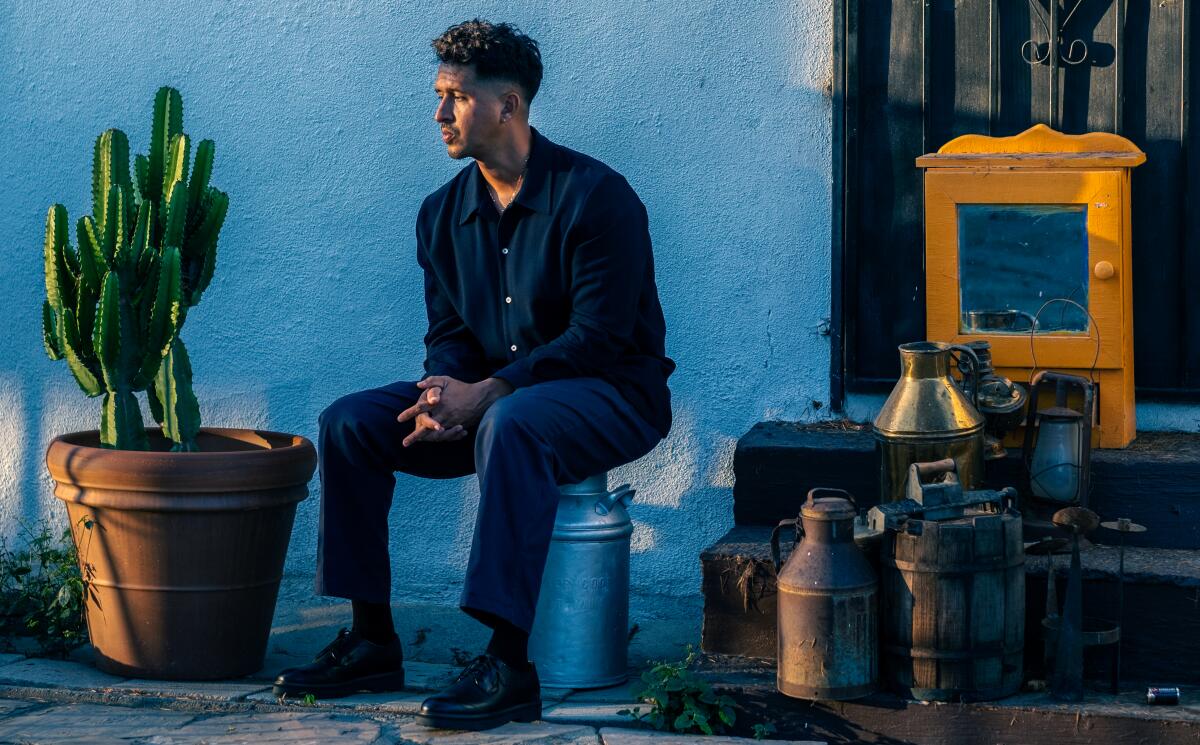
[458,127,552,225]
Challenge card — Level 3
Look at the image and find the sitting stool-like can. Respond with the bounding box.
[529,472,635,688]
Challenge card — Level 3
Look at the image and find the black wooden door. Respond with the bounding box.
[834,0,1200,402]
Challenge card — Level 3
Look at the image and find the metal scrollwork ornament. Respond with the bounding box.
[1022,0,1089,67]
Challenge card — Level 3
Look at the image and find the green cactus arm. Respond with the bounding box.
[107,185,132,272]
[147,87,183,208]
[136,249,159,316]
[162,180,188,250]
[99,390,148,451]
[164,133,190,205]
[44,205,73,310]
[77,216,106,280]
[75,273,98,360]
[189,190,227,303]
[133,153,150,205]
[146,374,165,426]
[91,129,131,236]
[97,192,120,269]
[62,243,81,280]
[56,308,103,397]
[184,187,227,259]
[43,301,63,360]
[187,139,215,224]
[153,337,201,451]
[134,245,182,387]
[93,271,122,391]
[130,199,154,272]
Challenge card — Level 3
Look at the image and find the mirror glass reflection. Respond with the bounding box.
[958,204,1089,334]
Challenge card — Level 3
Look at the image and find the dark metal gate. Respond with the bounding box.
[832,0,1200,406]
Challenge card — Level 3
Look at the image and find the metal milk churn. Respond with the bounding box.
[771,488,878,700]
[529,473,634,688]
[874,341,986,502]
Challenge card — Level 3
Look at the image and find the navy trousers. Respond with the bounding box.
[314,377,663,633]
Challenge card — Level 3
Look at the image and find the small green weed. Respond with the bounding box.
[619,646,737,736]
[752,721,778,740]
[0,518,91,657]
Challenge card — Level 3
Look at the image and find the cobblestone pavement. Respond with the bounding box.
[0,654,824,745]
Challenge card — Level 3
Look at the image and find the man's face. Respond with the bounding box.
[433,63,507,160]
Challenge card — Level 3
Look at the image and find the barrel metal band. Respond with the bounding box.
[883,557,1025,574]
[883,643,1024,660]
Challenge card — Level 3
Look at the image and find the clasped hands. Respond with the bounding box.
[397,375,513,447]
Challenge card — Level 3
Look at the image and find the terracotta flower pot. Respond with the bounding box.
[45,427,316,680]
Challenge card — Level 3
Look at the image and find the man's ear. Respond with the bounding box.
[500,90,522,122]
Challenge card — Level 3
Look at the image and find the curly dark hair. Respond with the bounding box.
[432,19,543,102]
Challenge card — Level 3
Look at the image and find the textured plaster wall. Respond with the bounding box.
[0,1,833,636]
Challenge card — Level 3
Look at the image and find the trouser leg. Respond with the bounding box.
[461,377,664,633]
[315,380,475,603]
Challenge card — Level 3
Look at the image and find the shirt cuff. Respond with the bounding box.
[490,359,539,389]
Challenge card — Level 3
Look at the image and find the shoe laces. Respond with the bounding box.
[455,654,500,690]
[316,627,356,662]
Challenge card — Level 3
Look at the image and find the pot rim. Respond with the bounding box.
[46,427,317,493]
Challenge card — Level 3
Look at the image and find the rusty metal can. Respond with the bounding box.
[771,488,878,700]
[1147,687,1181,705]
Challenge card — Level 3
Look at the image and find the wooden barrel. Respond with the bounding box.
[880,509,1024,701]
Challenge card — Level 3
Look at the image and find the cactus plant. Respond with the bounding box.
[42,86,227,451]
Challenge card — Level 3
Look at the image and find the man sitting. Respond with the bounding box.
[273,18,675,732]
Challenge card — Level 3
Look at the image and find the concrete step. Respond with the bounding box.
[733,423,1200,549]
[693,654,1200,745]
[700,525,1200,685]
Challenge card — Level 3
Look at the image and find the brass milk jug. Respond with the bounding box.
[873,342,985,502]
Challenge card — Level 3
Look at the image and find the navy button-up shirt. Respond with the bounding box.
[415,128,675,437]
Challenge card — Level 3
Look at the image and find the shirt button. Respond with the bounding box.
[505,296,513,304]
[510,344,518,352]
[501,247,509,255]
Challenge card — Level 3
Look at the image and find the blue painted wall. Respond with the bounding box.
[0,1,833,639]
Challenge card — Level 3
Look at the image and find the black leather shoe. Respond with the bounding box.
[416,653,541,731]
[272,628,405,699]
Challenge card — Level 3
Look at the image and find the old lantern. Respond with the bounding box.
[1022,371,1094,507]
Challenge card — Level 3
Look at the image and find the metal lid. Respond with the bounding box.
[801,489,858,521]
[559,472,608,496]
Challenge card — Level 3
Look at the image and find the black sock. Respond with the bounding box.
[351,600,397,644]
[484,617,530,670]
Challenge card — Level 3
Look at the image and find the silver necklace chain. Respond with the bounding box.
[487,154,530,213]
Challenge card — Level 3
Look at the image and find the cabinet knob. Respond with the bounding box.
[1094,260,1115,280]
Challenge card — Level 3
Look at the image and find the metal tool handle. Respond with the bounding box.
[594,484,635,516]
[1000,486,1020,513]
[912,458,957,482]
[949,344,981,410]
[805,487,859,511]
[770,518,800,573]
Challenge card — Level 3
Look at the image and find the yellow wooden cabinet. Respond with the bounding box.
[917,125,1145,448]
